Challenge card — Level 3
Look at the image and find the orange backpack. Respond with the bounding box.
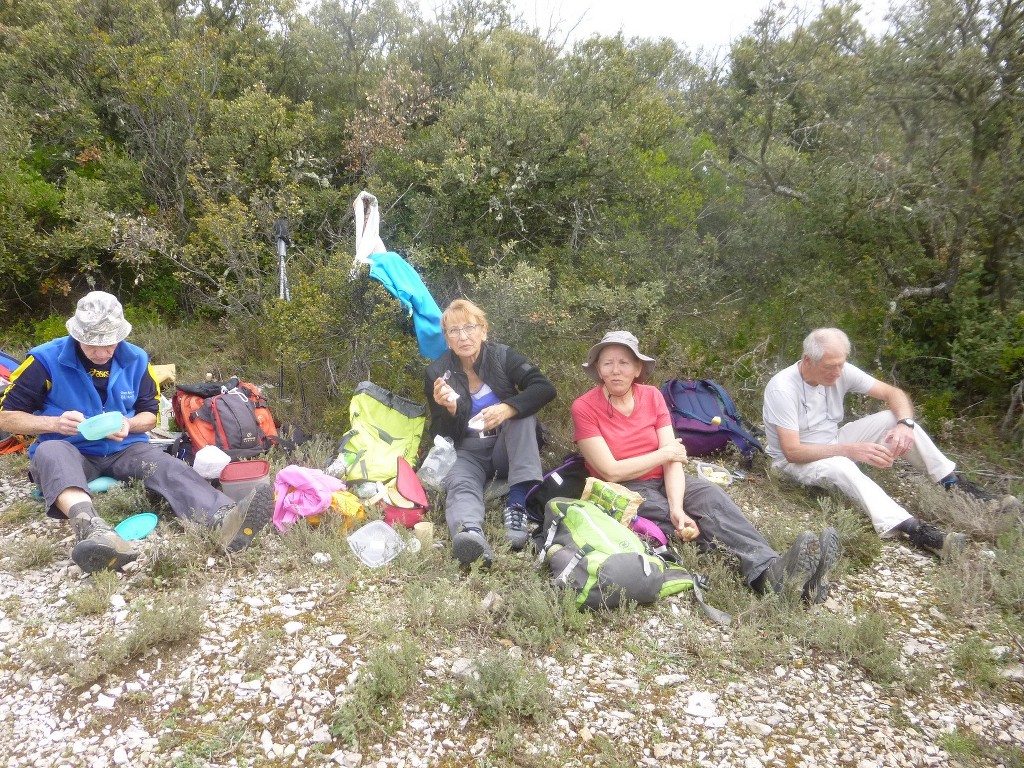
[171,377,280,462]
[0,351,31,455]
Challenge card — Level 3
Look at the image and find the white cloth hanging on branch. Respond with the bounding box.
[353,190,388,266]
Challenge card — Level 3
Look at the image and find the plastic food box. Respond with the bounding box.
[696,462,734,486]
[219,460,271,502]
[347,520,405,567]
[78,412,124,441]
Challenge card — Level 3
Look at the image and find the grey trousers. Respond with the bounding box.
[623,475,778,586]
[31,440,234,525]
[442,416,543,537]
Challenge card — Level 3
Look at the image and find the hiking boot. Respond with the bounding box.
[906,520,966,559]
[215,485,274,553]
[503,503,529,551]
[802,528,840,605]
[451,526,494,567]
[943,474,996,503]
[70,516,139,574]
[760,531,819,594]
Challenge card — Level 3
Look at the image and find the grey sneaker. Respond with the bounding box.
[216,485,274,553]
[451,526,494,567]
[802,528,840,605]
[762,531,819,594]
[906,520,966,559]
[502,504,529,551]
[70,516,139,573]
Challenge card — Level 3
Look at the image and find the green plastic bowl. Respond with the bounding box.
[115,512,158,541]
[78,412,124,441]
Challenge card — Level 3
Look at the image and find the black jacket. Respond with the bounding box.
[424,341,556,446]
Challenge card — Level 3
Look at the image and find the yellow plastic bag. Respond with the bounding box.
[581,477,643,525]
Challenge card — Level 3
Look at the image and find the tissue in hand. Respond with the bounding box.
[467,416,486,431]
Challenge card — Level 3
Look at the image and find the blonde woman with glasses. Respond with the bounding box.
[424,299,556,567]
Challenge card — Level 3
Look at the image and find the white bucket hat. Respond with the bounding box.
[66,291,132,346]
[582,330,656,384]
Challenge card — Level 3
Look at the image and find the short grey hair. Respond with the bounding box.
[803,328,851,361]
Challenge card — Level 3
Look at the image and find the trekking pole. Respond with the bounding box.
[274,217,290,397]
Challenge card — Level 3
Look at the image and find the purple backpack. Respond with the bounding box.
[660,379,764,466]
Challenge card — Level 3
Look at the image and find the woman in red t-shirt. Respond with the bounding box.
[571,331,840,602]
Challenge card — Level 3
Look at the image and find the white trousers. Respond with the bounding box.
[775,411,956,535]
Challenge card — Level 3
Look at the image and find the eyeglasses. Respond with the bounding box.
[445,324,480,338]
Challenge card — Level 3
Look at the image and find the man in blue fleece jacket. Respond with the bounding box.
[0,292,273,573]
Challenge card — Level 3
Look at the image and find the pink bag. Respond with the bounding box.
[629,515,669,548]
[273,465,345,531]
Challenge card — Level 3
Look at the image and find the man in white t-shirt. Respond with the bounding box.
[762,328,1002,558]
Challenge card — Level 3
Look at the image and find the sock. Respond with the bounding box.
[67,501,97,520]
[506,481,531,509]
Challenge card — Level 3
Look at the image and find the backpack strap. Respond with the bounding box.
[536,502,569,565]
[552,546,587,586]
[644,538,732,627]
[703,379,766,438]
[689,574,733,627]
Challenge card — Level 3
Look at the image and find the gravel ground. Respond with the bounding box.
[1,466,1022,768]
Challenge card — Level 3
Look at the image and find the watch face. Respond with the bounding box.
[901,418,915,428]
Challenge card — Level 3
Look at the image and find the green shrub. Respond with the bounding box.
[460,650,553,726]
[329,638,421,745]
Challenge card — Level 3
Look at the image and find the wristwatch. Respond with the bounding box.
[897,418,916,429]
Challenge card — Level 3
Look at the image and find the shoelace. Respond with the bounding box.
[504,505,527,531]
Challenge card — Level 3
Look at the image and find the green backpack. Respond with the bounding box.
[539,498,731,625]
[335,381,426,483]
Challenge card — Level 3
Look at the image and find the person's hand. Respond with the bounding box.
[109,417,131,442]
[660,438,688,465]
[844,441,895,468]
[473,403,517,431]
[432,376,458,415]
[882,425,916,458]
[55,410,85,436]
[672,511,700,541]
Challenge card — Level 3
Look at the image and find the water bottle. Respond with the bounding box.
[418,435,457,490]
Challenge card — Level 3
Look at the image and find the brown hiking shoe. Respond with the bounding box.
[70,517,139,574]
[761,531,820,594]
[802,528,841,605]
[215,485,274,553]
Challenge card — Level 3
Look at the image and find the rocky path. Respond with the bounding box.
[1,467,1022,768]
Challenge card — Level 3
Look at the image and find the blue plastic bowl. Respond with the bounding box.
[114,512,158,541]
[78,412,124,441]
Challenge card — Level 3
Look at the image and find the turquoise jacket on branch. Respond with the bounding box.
[368,251,447,360]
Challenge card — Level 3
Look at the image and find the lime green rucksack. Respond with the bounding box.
[539,498,731,625]
[334,381,426,483]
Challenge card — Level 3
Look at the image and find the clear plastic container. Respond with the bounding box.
[417,435,457,490]
[347,520,405,567]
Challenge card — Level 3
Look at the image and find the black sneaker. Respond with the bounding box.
[70,517,139,574]
[502,504,529,551]
[802,528,840,605]
[906,520,966,559]
[761,531,819,593]
[451,526,494,567]
[216,485,274,553]
[944,475,996,502]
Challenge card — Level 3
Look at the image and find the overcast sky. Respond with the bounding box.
[504,0,895,53]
